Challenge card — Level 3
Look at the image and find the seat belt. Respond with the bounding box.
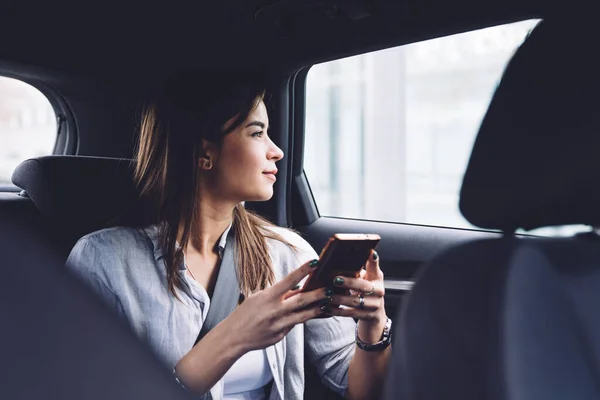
[195,228,240,345]
[191,229,241,400]
[192,228,276,399]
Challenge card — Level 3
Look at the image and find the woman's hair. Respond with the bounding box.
[133,70,291,298]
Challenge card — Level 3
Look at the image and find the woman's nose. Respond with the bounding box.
[269,140,284,161]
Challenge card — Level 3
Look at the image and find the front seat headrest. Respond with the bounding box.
[0,212,195,399]
[459,17,600,233]
[12,156,138,230]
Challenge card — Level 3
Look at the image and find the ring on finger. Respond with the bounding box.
[364,281,375,296]
[358,293,365,309]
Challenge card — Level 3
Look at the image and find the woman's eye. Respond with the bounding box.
[252,131,264,138]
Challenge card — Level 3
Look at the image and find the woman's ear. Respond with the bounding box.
[200,139,218,171]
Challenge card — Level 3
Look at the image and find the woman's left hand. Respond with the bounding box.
[324,250,388,342]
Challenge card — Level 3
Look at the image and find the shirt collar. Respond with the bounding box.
[146,223,233,265]
[216,223,232,259]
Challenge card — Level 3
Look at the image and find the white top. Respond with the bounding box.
[223,349,273,399]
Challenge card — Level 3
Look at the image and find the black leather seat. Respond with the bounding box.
[387,15,600,400]
[8,155,139,259]
[0,212,194,399]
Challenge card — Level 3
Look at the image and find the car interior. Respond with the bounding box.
[0,0,596,398]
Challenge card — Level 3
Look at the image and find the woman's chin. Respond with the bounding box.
[247,188,274,202]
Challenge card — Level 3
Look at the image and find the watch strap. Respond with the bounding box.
[355,317,392,352]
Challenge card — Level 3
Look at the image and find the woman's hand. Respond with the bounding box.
[175,259,329,395]
[324,250,388,343]
[224,259,331,354]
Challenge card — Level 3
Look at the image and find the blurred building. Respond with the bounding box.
[305,19,540,230]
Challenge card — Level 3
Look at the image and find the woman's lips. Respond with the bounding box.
[263,170,277,181]
[263,172,277,181]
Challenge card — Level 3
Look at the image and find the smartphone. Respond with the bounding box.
[301,233,381,295]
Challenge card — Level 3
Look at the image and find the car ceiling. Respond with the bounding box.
[0,0,543,87]
[0,0,544,160]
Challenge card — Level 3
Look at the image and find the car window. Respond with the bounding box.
[304,19,542,231]
[0,76,56,185]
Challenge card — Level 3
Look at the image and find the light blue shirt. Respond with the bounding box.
[65,224,356,400]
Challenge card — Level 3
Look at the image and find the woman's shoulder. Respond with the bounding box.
[262,225,319,276]
[263,225,316,254]
[67,226,156,276]
[77,226,152,251]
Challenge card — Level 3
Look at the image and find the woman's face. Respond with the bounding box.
[206,100,284,203]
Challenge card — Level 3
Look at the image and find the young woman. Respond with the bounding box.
[66,71,392,400]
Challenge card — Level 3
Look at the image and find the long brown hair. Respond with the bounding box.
[133,70,292,298]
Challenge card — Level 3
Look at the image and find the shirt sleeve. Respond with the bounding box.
[305,315,356,396]
[65,236,126,318]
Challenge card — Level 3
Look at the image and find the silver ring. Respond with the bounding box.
[364,282,375,296]
[358,294,365,309]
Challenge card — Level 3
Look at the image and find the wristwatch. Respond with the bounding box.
[355,317,392,352]
[172,367,189,392]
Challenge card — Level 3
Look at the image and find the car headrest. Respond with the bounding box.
[0,213,195,400]
[12,156,138,230]
[459,16,600,232]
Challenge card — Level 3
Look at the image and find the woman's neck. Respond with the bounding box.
[179,199,235,256]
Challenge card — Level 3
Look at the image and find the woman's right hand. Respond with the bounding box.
[224,259,330,353]
[175,259,329,394]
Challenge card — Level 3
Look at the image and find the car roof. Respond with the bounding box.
[0,0,541,86]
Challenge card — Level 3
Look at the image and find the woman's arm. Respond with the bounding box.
[174,317,245,394]
[346,316,392,400]
[175,259,330,395]
[323,251,392,400]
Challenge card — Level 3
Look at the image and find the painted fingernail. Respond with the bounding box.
[334,277,344,286]
[320,305,332,314]
[319,297,332,306]
[373,251,379,261]
[309,259,319,268]
[324,288,334,296]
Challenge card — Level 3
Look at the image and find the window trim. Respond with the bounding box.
[289,66,322,227]
[30,79,78,156]
[0,185,21,192]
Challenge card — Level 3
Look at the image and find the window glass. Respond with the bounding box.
[0,76,56,185]
[305,20,547,231]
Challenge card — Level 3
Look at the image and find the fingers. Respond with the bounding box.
[283,287,332,312]
[332,276,385,297]
[365,250,382,278]
[330,293,382,311]
[320,304,380,320]
[282,284,302,300]
[280,304,327,327]
[276,289,333,333]
[270,259,319,297]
